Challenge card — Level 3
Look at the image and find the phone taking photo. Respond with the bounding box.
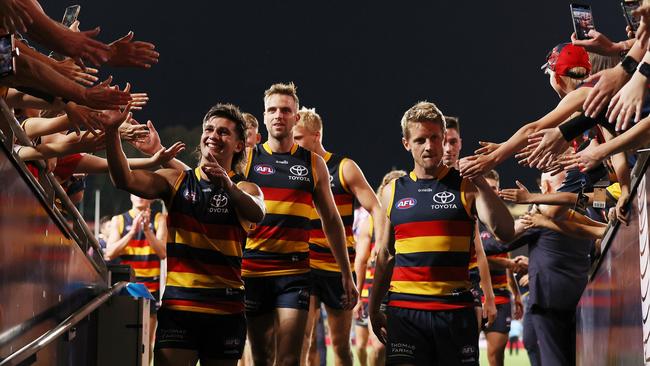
[61,5,81,28]
[622,1,641,32]
[570,3,595,40]
[0,34,17,79]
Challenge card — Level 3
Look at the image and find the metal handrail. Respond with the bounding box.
[589,151,650,278]
[0,99,108,277]
[0,282,128,366]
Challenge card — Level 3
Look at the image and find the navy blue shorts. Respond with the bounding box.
[311,269,356,310]
[386,306,479,366]
[155,308,246,359]
[244,273,311,315]
[148,290,160,315]
[484,302,512,334]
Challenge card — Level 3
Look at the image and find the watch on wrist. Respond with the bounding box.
[621,55,639,75]
[639,62,650,78]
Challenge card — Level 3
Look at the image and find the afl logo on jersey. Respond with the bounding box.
[254,164,275,175]
[183,188,198,203]
[396,197,417,210]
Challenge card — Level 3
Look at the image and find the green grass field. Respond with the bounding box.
[479,348,530,366]
[328,346,531,366]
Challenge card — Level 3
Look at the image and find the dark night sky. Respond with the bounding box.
[44,1,627,189]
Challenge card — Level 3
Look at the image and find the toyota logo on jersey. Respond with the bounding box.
[288,164,311,182]
[209,193,229,214]
[431,191,458,209]
[254,164,275,175]
[396,197,417,210]
[211,194,228,208]
[290,165,308,176]
[433,191,455,204]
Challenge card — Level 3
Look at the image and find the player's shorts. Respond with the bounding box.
[311,269,356,310]
[386,306,479,366]
[469,269,482,308]
[155,308,246,359]
[484,301,512,334]
[244,273,311,315]
[149,290,160,315]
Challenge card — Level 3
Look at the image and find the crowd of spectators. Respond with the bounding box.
[0,0,184,209]
[4,1,650,365]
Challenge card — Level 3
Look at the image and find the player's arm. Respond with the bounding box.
[102,110,179,200]
[144,212,167,259]
[468,176,515,242]
[474,221,497,327]
[507,268,524,320]
[231,181,265,224]
[312,154,358,309]
[105,215,134,260]
[353,217,372,300]
[368,183,395,344]
[342,159,385,255]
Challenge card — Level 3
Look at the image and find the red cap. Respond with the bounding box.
[541,43,591,78]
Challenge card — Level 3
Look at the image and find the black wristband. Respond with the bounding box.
[621,55,639,75]
[639,62,650,78]
[558,112,607,141]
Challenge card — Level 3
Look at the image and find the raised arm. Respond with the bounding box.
[101,109,179,200]
[312,154,358,310]
[459,89,587,179]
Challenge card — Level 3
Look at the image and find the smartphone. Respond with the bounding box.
[622,1,641,31]
[61,5,81,27]
[0,34,17,79]
[570,3,595,40]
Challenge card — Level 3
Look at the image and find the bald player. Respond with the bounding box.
[293,107,385,366]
